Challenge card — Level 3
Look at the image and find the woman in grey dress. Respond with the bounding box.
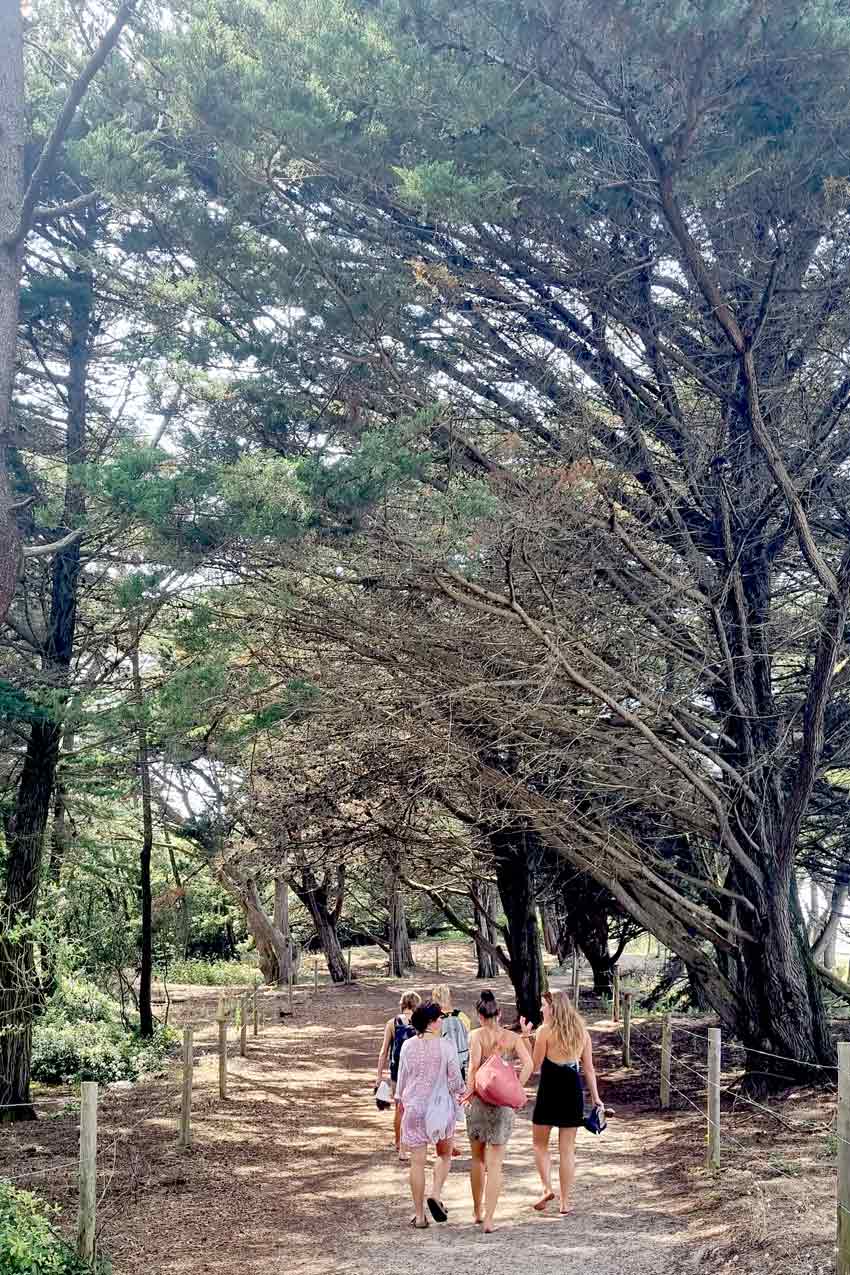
[465,991,533,1231]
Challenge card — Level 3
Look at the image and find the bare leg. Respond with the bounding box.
[394,1103,402,1150]
[483,1143,506,1232]
[558,1128,578,1213]
[469,1138,486,1223]
[532,1124,555,1209]
[409,1146,427,1224]
[431,1138,453,1206]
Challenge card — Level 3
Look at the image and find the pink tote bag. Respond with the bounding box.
[474,1052,526,1109]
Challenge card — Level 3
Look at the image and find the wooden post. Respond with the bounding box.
[288,968,294,1014]
[839,1042,850,1274]
[253,989,259,1037]
[76,1081,98,1263]
[571,951,579,1003]
[178,1027,193,1149]
[346,947,352,984]
[660,1014,672,1110]
[313,959,318,994]
[707,1027,721,1170]
[435,943,440,974]
[612,967,620,1022]
[240,994,248,1057]
[217,997,228,1100]
[622,992,632,1067]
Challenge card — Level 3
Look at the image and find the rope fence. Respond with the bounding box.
[0,980,288,1265]
[608,973,849,1273]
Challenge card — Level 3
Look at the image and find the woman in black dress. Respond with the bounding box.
[526,991,601,1215]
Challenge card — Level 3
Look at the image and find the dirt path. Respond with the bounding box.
[131,959,692,1274]
[5,948,704,1274]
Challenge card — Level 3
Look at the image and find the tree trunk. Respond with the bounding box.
[725,859,836,1089]
[165,838,190,957]
[247,877,292,984]
[473,880,500,979]
[387,856,411,977]
[0,0,25,628]
[0,723,56,1122]
[491,826,547,1022]
[0,266,91,1116]
[812,863,849,971]
[580,936,616,997]
[272,875,298,983]
[215,866,293,985]
[131,635,154,1038]
[293,864,348,983]
[47,731,73,884]
[307,900,347,982]
[808,879,823,943]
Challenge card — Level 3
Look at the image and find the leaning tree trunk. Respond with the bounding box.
[473,880,500,979]
[218,873,292,985]
[491,826,547,1022]
[305,900,347,982]
[294,864,348,983]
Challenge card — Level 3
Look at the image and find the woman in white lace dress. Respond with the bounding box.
[395,1001,465,1229]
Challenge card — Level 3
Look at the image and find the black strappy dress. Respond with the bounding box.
[532,1055,584,1128]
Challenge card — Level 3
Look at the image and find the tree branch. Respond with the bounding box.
[5,2,135,249]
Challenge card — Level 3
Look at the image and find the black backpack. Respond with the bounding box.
[390,1015,415,1082]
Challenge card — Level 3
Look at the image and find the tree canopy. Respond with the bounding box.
[6,0,850,1116]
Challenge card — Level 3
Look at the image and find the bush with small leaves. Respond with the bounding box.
[0,1180,103,1273]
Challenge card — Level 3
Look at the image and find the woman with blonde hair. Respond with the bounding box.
[376,989,421,1157]
[526,990,601,1215]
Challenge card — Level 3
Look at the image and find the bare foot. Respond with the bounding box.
[559,1203,574,1215]
[533,1190,555,1212]
[483,1221,496,1233]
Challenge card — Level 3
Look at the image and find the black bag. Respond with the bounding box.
[390,1015,415,1082]
[583,1102,607,1135]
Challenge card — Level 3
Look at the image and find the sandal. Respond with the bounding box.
[410,1218,430,1229]
[533,1191,555,1213]
[427,1198,448,1223]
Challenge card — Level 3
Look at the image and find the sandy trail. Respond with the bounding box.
[143,960,691,1275]
[4,948,702,1275]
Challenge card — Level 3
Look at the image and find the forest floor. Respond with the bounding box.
[2,941,840,1275]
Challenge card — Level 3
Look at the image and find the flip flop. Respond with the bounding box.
[533,1191,555,1212]
[427,1197,448,1223]
[410,1218,430,1229]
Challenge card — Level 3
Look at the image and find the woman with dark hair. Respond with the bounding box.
[395,1001,465,1229]
[465,991,533,1232]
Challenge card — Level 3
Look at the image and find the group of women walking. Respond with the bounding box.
[375,986,601,1232]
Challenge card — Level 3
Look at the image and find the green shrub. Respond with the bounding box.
[32,1021,177,1086]
[42,976,119,1029]
[167,957,258,986]
[0,1180,102,1273]
[32,978,178,1086]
